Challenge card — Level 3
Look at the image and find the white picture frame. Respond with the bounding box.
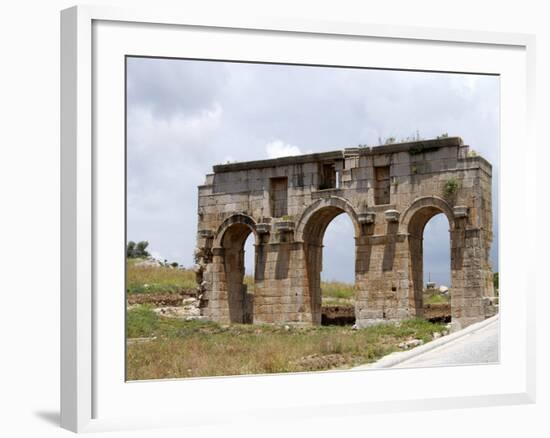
[60,5,536,433]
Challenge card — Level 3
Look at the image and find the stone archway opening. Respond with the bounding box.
[319,213,356,326]
[243,232,255,297]
[422,213,452,323]
[302,205,357,326]
[407,206,453,322]
[220,222,256,324]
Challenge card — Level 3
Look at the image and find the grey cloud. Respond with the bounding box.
[127,57,228,119]
[127,57,499,285]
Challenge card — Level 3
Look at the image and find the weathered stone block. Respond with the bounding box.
[358,212,376,224]
[453,205,469,218]
[384,209,400,222]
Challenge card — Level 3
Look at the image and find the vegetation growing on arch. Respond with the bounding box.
[443,178,460,198]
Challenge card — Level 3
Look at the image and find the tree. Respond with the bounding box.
[135,241,150,258]
[126,240,150,258]
[126,241,136,258]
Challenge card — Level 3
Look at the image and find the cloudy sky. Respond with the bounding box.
[127,57,499,286]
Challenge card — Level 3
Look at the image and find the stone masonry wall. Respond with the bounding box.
[194,137,496,331]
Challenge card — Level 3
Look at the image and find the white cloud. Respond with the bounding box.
[265,140,310,158]
[450,74,479,99]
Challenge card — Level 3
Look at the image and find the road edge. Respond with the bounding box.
[353,314,499,370]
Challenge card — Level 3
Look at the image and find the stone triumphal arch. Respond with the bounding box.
[194,137,497,330]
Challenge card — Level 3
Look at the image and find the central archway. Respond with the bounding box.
[297,197,361,325]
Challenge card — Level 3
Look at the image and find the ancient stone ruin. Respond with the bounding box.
[194,137,497,331]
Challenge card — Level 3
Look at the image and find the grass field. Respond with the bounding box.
[126,259,196,294]
[423,292,450,304]
[127,258,355,301]
[126,306,445,380]
[320,280,355,306]
[126,258,449,380]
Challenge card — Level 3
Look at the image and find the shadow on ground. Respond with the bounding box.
[34,410,60,427]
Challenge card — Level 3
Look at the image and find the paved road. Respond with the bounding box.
[394,317,499,368]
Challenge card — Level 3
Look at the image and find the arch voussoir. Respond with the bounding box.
[295,196,361,243]
[213,213,258,248]
[399,196,455,235]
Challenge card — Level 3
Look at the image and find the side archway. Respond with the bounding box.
[400,196,455,319]
[212,214,258,323]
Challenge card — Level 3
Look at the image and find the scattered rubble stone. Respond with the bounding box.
[398,339,424,349]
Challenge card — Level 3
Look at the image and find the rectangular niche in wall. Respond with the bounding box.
[270,177,288,217]
[374,165,390,205]
[319,162,337,190]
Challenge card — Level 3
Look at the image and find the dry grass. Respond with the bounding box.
[126,262,447,380]
[128,259,355,299]
[423,292,450,304]
[320,280,355,306]
[321,280,355,299]
[127,259,196,294]
[126,307,445,380]
[321,281,355,300]
[243,274,254,293]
